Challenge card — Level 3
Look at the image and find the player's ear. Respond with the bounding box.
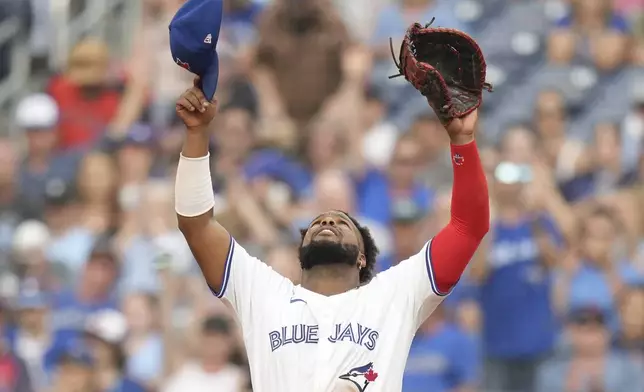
[357,253,366,269]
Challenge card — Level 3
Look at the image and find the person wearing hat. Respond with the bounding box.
[49,237,119,360]
[83,310,145,392]
[10,288,51,391]
[49,340,97,392]
[14,93,82,221]
[536,306,643,392]
[48,37,147,151]
[110,122,164,213]
[42,178,95,276]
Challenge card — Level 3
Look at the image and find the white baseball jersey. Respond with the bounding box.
[212,237,448,392]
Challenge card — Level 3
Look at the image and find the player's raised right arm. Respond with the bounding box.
[174,80,230,294]
[174,80,294,316]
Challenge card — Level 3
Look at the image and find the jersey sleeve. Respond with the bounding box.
[208,236,294,325]
[370,239,448,329]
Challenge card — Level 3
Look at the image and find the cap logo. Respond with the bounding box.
[204,34,212,44]
[175,58,191,70]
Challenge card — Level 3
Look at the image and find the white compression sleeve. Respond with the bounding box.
[175,153,215,217]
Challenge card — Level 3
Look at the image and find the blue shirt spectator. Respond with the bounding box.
[354,168,433,228]
[48,240,119,350]
[125,333,163,385]
[480,214,561,359]
[403,308,479,392]
[537,307,643,392]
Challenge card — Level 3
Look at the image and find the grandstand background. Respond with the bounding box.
[0,0,642,391]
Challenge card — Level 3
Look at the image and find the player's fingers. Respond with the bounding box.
[176,96,196,112]
[190,87,210,109]
[183,91,204,112]
[186,90,208,112]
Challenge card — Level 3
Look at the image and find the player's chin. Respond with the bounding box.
[299,240,360,270]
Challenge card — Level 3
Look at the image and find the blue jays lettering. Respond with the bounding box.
[269,323,379,352]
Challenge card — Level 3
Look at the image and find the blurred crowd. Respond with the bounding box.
[0,0,643,391]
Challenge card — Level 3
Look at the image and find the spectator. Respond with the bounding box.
[537,306,643,392]
[11,220,65,295]
[43,180,94,275]
[49,237,118,350]
[615,285,644,365]
[163,315,246,392]
[360,86,399,170]
[120,180,192,293]
[48,340,95,392]
[83,310,146,392]
[471,128,569,392]
[10,289,50,391]
[48,38,144,150]
[222,0,263,59]
[403,305,479,392]
[130,0,193,128]
[548,0,630,71]
[355,133,433,230]
[555,207,641,323]
[563,122,634,202]
[76,152,118,235]
[410,112,452,191]
[0,139,20,263]
[122,292,163,389]
[0,303,33,392]
[389,196,427,270]
[255,0,350,129]
[215,106,259,189]
[113,123,158,197]
[14,94,81,221]
[0,0,32,81]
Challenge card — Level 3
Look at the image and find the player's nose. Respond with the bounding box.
[319,216,337,227]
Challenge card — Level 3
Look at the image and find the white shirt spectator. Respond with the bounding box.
[163,362,245,392]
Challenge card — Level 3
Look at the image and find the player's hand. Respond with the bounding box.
[445,109,478,145]
[176,77,218,132]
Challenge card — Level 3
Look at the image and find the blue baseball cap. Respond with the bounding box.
[16,289,48,310]
[47,340,95,369]
[169,0,224,101]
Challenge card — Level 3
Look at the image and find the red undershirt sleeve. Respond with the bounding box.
[430,141,490,294]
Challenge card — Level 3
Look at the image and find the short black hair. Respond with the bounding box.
[300,211,379,284]
[202,315,232,335]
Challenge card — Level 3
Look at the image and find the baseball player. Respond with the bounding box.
[170,1,491,390]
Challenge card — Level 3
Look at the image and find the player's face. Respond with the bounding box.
[299,211,365,272]
[302,211,362,249]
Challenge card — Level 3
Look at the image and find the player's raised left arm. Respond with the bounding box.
[430,110,490,294]
[371,110,489,325]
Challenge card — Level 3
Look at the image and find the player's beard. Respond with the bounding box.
[299,240,360,271]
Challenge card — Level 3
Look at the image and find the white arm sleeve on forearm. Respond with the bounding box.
[174,153,215,217]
